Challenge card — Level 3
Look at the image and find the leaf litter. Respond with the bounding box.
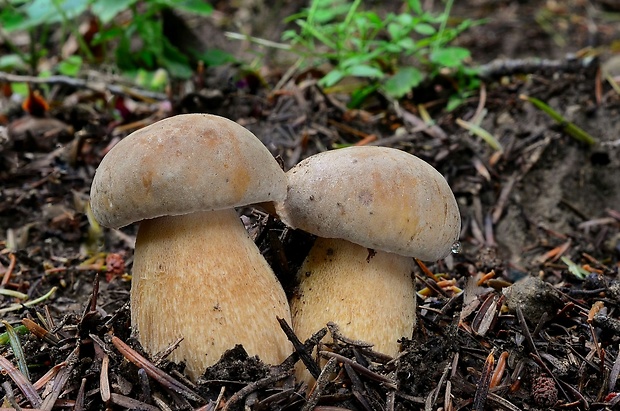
[1,1,620,410]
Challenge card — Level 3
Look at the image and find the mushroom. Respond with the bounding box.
[90,114,292,380]
[276,146,460,381]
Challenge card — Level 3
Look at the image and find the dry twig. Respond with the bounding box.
[0,71,167,101]
[110,335,204,403]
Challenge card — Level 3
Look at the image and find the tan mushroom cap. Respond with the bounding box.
[90,114,286,229]
[277,146,461,261]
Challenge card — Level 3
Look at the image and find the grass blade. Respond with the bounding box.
[2,321,30,380]
[456,118,503,151]
[520,94,596,146]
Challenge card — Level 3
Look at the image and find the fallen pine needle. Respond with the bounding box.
[111,335,204,403]
[0,354,42,407]
[519,94,596,146]
[456,118,503,152]
[1,253,16,286]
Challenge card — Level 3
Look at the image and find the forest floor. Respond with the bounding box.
[1,0,620,410]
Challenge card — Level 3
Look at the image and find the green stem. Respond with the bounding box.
[0,324,29,345]
[520,94,597,146]
[224,32,292,50]
[338,0,362,54]
[456,118,503,152]
[0,288,29,299]
[434,0,454,52]
[0,287,58,314]
[2,321,30,380]
[51,0,95,62]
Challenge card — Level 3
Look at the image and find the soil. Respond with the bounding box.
[1,0,620,410]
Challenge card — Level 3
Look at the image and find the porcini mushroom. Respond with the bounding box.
[276,146,460,382]
[90,114,292,380]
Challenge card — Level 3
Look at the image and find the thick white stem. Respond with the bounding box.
[131,208,292,380]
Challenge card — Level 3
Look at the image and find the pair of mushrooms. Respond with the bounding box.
[89,114,460,382]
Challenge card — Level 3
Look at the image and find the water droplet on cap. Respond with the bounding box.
[451,241,462,254]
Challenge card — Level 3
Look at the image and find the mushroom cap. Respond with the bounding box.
[276,146,461,261]
[90,114,286,228]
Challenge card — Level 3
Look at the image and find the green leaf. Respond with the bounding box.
[387,22,402,40]
[383,43,403,53]
[11,83,28,97]
[160,57,192,79]
[297,19,338,50]
[407,0,422,14]
[395,13,413,27]
[313,4,350,24]
[0,8,26,32]
[38,69,52,78]
[383,67,424,98]
[341,53,372,68]
[150,68,169,89]
[132,68,168,90]
[561,256,589,280]
[319,69,345,87]
[430,47,470,68]
[10,0,53,30]
[397,37,416,52]
[169,0,213,15]
[92,0,138,24]
[161,40,192,78]
[195,49,237,66]
[446,94,465,112]
[363,11,383,28]
[348,83,379,108]
[17,0,90,29]
[134,69,150,88]
[0,54,26,70]
[0,325,29,346]
[115,36,135,70]
[92,27,124,45]
[414,23,435,35]
[281,29,298,42]
[137,19,164,57]
[348,64,384,79]
[57,55,82,76]
[59,0,92,18]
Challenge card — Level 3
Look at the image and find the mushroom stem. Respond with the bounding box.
[131,208,292,380]
[290,237,416,382]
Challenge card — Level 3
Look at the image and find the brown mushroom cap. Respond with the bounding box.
[90,114,286,228]
[277,146,461,261]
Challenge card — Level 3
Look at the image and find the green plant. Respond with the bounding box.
[282,0,482,107]
[0,0,227,82]
[91,0,216,79]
